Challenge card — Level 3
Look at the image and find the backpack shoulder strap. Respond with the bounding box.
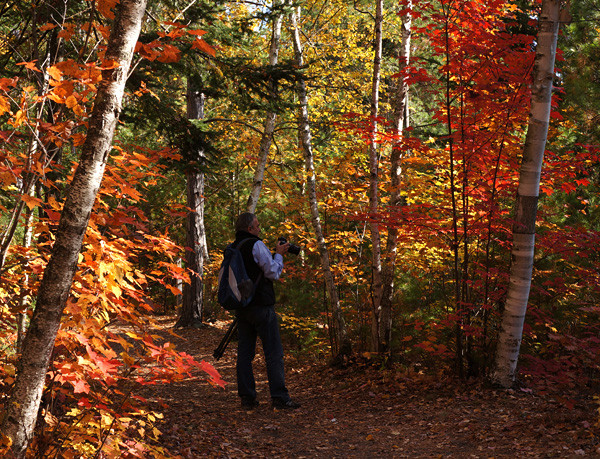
[233,238,263,286]
[234,238,256,250]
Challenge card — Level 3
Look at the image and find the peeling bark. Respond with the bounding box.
[491,0,560,388]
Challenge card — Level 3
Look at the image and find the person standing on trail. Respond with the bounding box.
[232,212,301,410]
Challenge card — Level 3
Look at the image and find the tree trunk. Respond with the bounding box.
[491,0,560,388]
[441,1,465,377]
[290,7,351,358]
[1,0,147,455]
[368,0,385,353]
[246,2,283,213]
[0,175,33,272]
[377,2,412,354]
[176,79,208,328]
[17,204,36,354]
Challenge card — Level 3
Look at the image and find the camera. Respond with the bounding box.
[278,237,301,255]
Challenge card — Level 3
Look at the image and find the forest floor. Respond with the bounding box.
[139,316,600,458]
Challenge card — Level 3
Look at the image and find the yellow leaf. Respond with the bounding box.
[11,109,25,127]
[121,351,135,366]
[110,284,122,297]
[1,432,13,447]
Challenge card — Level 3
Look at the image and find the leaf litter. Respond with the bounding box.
[137,317,600,458]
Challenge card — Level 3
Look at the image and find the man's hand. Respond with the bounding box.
[276,240,290,256]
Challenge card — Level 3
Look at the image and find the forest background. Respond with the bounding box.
[1,0,599,456]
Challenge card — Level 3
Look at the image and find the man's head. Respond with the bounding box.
[235,212,260,236]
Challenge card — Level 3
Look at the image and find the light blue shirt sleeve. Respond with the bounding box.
[252,240,284,281]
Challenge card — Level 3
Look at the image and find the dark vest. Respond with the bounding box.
[234,231,276,307]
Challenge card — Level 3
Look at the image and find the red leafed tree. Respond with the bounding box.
[1,0,148,454]
[353,0,536,373]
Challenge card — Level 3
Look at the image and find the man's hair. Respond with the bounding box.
[235,212,256,233]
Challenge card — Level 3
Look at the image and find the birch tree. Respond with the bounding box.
[377,1,412,353]
[290,7,351,357]
[491,0,560,388]
[368,0,385,352]
[1,0,148,454]
[246,0,283,213]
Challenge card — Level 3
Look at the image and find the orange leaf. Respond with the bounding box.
[0,96,9,116]
[21,195,43,210]
[156,44,181,63]
[66,95,78,109]
[97,0,118,19]
[191,38,216,57]
[165,284,181,295]
[100,59,120,70]
[16,61,41,73]
[47,66,62,81]
[188,29,208,36]
[11,109,26,127]
[0,77,18,90]
[39,23,57,32]
[57,24,75,40]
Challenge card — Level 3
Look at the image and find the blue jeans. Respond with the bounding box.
[236,305,290,402]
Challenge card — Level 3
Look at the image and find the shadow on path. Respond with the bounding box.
[139,316,599,458]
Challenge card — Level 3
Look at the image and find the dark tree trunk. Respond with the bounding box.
[175,79,207,328]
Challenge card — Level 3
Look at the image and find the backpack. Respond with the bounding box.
[217,238,262,310]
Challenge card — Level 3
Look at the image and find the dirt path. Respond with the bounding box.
[140,317,600,458]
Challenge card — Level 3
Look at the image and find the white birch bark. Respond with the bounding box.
[369,0,385,352]
[491,0,560,388]
[246,1,283,213]
[1,1,147,454]
[378,2,412,352]
[290,8,351,356]
[17,201,36,354]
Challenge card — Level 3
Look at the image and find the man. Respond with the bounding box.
[232,212,300,410]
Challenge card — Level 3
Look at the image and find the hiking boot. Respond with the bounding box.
[241,397,259,409]
[272,399,301,410]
